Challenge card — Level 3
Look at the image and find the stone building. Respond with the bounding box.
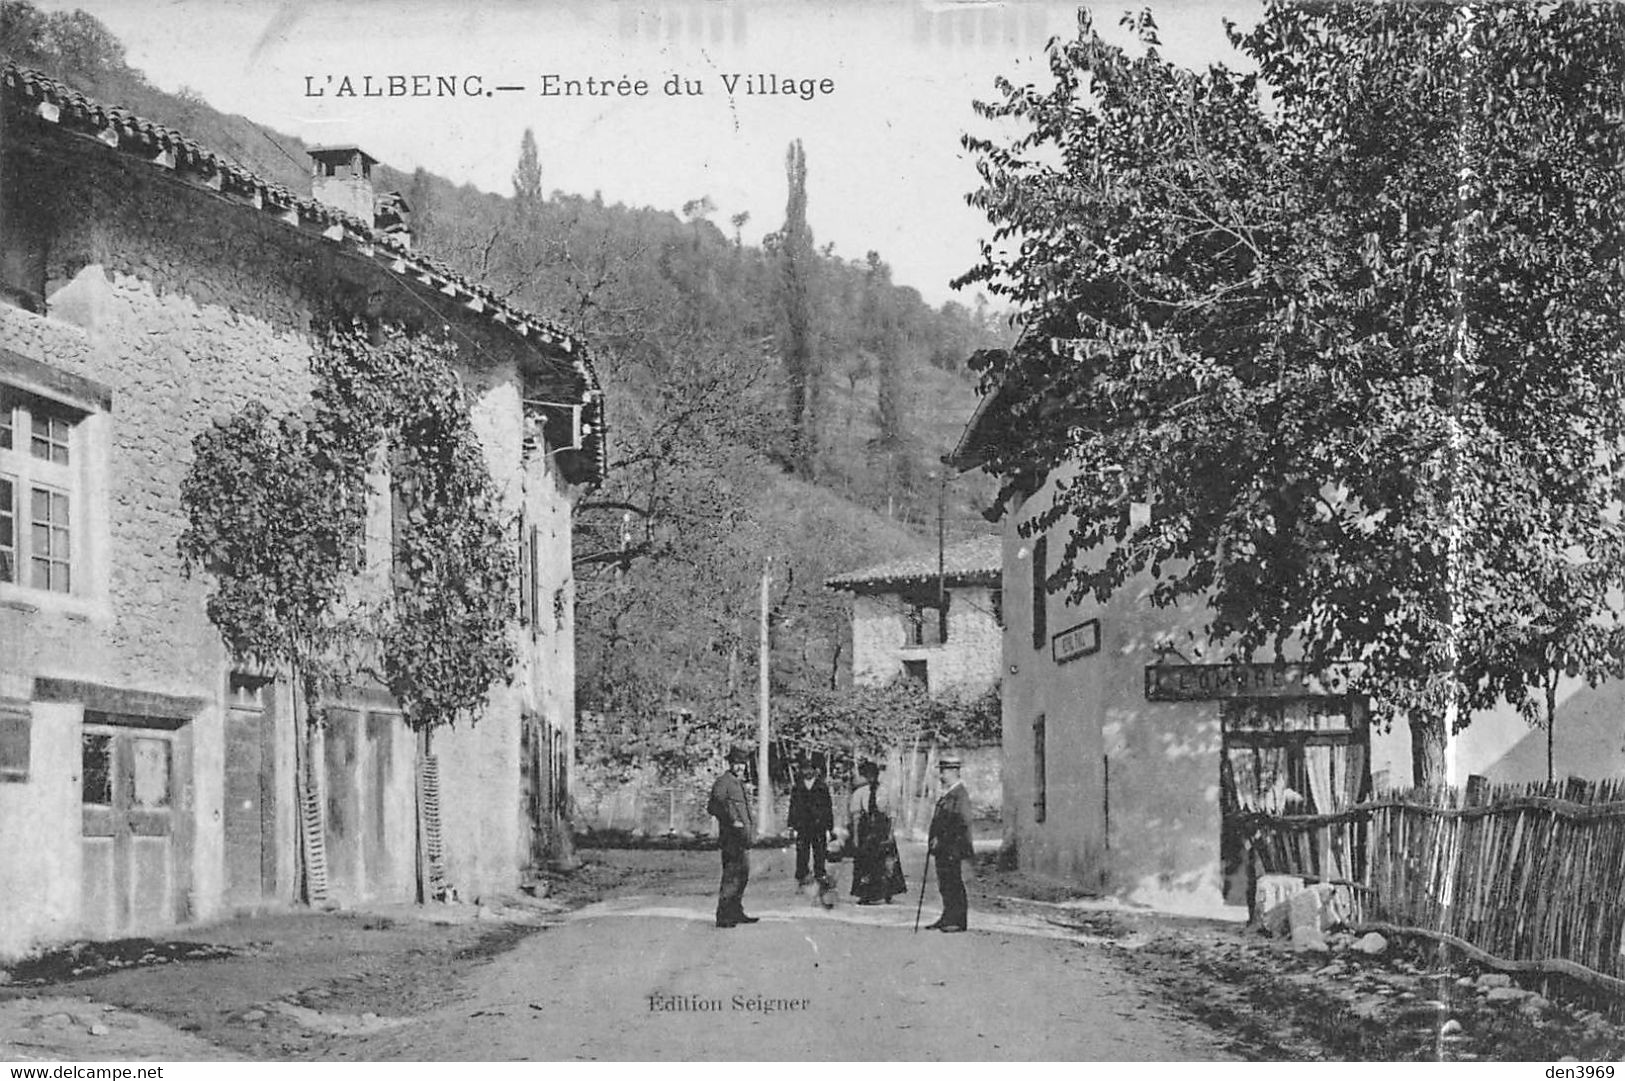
[0,65,603,958]
[825,535,1002,695]
[949,383,1372,916]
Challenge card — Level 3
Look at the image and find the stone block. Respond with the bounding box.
[1354,931,1388,955]
[1255,873,1304,915]
[1285,883,1358,951]
[1288,887,1328,952]
[1260,897,1292,938]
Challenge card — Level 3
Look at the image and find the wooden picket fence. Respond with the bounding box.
[1245,778,1625,994]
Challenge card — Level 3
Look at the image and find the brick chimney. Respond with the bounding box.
[308,145,377,223]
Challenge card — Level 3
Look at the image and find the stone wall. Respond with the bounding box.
[849,584,1002,695]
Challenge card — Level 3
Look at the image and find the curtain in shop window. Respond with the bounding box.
[1228,744,1292,813]
[1304,742,1368,881]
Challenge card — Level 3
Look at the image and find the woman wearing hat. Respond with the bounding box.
[847,761,906,905]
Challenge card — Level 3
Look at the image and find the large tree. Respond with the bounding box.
[780,138,819,476]
[956,5,1625,784]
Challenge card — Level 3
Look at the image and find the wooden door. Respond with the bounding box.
[324,708,362,904]
[363,709,398,894]
[81,724,177,936]
[520,714,546,870]
[224,675,276,908]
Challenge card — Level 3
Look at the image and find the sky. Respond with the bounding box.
[34,0,1253,308]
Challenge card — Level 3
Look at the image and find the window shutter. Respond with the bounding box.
[0,699,29,781]
[1033,713,1047,824]
[1031,535,1048,651]
[517,516,531,627]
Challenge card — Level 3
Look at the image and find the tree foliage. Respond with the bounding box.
[1,2,126,79]
[956,5,1625,783]
[512,127,543,222]
[779,138,820,475]
[176,400,366,698]
[180,324,516,733]
[775,680,1001,765]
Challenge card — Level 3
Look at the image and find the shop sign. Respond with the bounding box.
[1052,620,1100,664]
[1144,662,1351,701]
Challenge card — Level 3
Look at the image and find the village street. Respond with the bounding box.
[8,844,1625,1062]
[329,849,1222,1061]
[0,845,1232,1062]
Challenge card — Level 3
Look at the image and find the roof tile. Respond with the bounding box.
[826,534,1002,591]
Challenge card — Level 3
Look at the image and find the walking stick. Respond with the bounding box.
[913,842,933,933]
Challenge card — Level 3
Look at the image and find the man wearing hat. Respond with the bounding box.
[925,754,975,932]
[788,758,835,890]
[708,745,759,928]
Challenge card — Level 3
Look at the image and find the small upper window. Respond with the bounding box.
[905,602,947,647]
[82,731,113,805]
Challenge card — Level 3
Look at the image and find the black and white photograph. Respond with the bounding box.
[0,0,1624,1065]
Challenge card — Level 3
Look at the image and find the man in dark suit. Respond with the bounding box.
[925,754,975,932]
[788,759,835,888]
[708,745,759,928]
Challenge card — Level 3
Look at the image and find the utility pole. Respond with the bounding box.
[937,473,948,642]
[758,556,772,833]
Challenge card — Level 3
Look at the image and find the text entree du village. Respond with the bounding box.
[303,72,836,101]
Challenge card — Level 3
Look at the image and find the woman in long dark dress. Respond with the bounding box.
[847,761,907,904]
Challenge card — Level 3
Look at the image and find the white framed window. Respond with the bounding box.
[0,387,84,594]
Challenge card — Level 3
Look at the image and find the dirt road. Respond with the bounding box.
[327,845,1227,1061]
[9,846,1625,1061]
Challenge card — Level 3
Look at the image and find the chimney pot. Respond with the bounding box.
[308,144,378,224]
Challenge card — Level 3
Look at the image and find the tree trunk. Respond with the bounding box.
[1409,711,1448,790]
[1545,676,1558,786]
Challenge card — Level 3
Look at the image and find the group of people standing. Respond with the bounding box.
[707,747,976,933]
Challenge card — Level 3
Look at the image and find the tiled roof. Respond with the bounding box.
[945,372,1009,471]
[826,534,1002,592]
[1,63,605,481]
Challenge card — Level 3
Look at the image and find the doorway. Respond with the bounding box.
[80,718,181,936]
[1217,697,1370,905]
[224,673,276,908]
